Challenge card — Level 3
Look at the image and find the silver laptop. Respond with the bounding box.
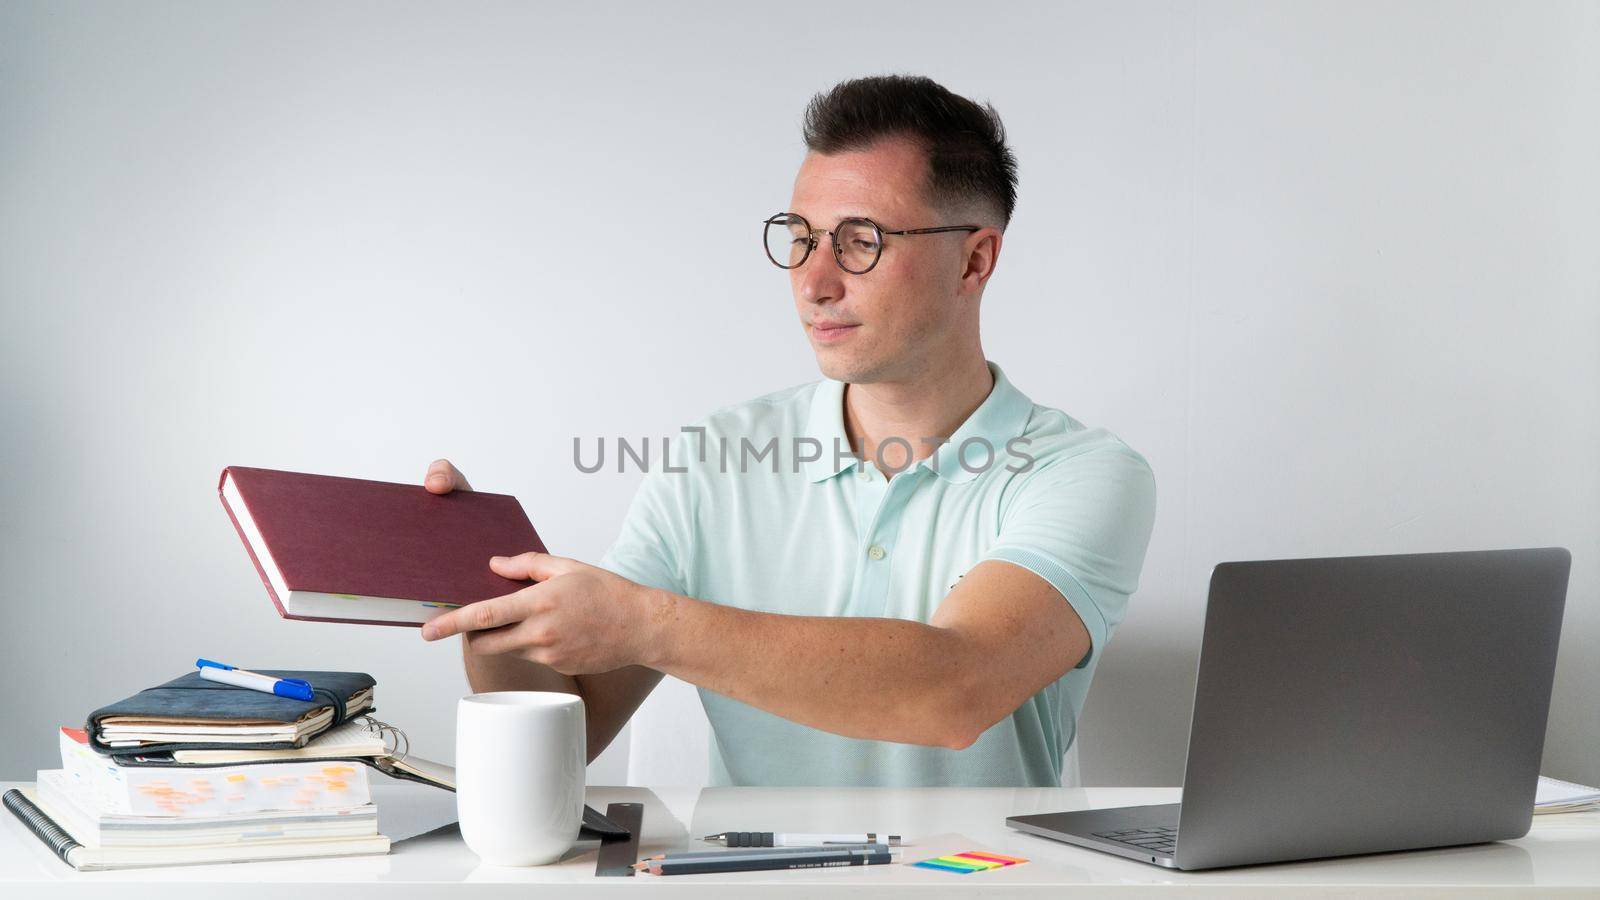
[1007,547,1570,870]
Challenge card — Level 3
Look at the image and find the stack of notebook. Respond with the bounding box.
[3,668,444,871]
[7,665,629,871]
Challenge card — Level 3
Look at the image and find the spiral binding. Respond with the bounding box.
[3,789,79,866]
[355,715,410,764]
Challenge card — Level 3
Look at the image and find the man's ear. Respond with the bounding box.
[960,227,1003,291]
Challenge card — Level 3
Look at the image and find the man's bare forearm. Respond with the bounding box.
[638,589,997,749]
[430,559,1080,757]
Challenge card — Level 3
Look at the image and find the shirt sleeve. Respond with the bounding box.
[980,442,1157,669]
[598,432,698,597]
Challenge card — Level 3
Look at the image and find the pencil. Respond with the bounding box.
[640,847,893,875]
[635,842,889,864]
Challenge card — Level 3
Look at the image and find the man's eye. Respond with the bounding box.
[854,240,879,251]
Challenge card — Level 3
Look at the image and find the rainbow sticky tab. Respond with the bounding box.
[912,851,1028,873]
[914,858,989,873]
[958,851,1028,865]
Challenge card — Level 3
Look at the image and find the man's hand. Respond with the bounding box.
[417,458,667,761]
[424,458,472,494]
[420,552,661,676]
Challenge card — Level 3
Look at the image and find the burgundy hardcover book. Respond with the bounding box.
[218,466,546,627]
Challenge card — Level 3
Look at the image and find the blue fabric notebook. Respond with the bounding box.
[86,669,376,756]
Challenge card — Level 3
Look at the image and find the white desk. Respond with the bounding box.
[4,780,1599,897]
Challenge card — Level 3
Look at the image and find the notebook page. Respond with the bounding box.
[1536,775,1600,806]
[172,720,387,763]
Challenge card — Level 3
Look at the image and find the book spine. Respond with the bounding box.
[218,468,294,620]
[3,789,80,870]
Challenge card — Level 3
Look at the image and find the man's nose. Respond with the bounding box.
[794,234,846,305]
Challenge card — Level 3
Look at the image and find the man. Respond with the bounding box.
[420,74,1156,787]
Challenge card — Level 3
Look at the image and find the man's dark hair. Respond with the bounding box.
[801,74,1019,230]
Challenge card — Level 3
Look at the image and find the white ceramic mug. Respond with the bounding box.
[456,691,586,866]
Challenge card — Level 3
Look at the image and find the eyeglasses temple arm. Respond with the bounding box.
[883,225,984,235]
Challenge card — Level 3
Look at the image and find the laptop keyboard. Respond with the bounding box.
[1092,825,1177,855]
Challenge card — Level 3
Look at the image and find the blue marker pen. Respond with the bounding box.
[195,658,315,702]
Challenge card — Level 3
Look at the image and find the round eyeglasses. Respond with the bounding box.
[763,212,981,275]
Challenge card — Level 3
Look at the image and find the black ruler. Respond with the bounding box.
[594,802,644,876]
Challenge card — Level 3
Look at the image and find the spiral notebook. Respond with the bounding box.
[3,786,390,871]
[122,718,458,793]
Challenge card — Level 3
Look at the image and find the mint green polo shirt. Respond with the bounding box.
[600,361,1156,787]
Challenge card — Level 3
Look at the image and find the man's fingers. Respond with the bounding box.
[490,551,582,582]
[424,458,473,494]
[420,591,520,640]
[463,623,533,658]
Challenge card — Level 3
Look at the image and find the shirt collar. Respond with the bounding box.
[802,375,854,482]
[802,361,1035,484]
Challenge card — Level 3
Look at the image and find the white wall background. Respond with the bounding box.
[2,1,1596,789]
